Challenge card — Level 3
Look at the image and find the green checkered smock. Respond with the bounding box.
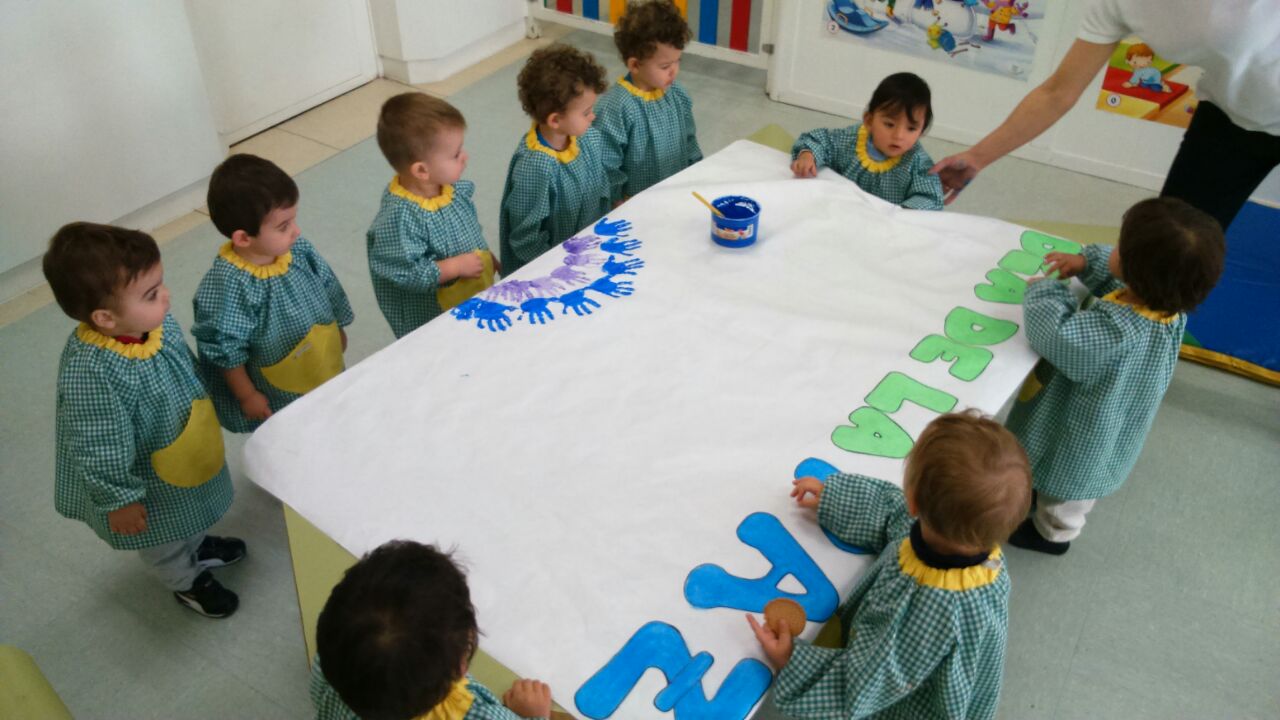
[774,473,1010,720]
[595,77,702,201]
[792,123,944,210]
[53,315,233,551]
[1006,244,1185,501]
[192,238,354,433]
[367,178,492,338]
[310,658,534,720]
[499,125,611,276]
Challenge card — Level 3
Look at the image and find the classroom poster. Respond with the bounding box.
[1094,36,1200,129]
[822,0,1046,81]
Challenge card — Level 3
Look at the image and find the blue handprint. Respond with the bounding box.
[520,297,555,325]
[602,255,644,276]
[594,217,632,237]
[562,234,603,254]
[589,275,634,298]
[452,297,514,332]
[558,289,601,316]
[600,237,642,256]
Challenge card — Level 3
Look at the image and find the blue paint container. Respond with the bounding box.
[710,195,760,248]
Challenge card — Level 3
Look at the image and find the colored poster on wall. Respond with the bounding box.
[822,0,1045,81]
[1094,37,1200,129]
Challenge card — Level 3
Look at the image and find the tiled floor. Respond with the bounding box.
[2,22,1277,720]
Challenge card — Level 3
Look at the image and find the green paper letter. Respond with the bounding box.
[910,335,994,381]
[943,306,1019,347]
[832,406,914,459]
[998,249,1044,276]
[865,372,958,414]
[1020,230,1082,258]
[975,269,1026,304]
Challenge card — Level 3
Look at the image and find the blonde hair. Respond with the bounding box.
[903,410,1032,549]
[376,93,466,172]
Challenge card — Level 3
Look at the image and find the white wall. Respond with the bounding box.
[0,1,224,276]
[371,0,527,84]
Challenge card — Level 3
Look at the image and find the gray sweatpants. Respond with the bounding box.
[136,532,205,591]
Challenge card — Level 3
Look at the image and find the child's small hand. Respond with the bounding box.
[108,502,148,535]
[791,151,817,178]
[450,252,486,280]
[791,477,824,509]
[503,678,552,718]
[747,613,794,671]
[240,391,273,421]
[339,328,348,352]
[1042,251,1086,279]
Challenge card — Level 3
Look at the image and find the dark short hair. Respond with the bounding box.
[517,44,608,122]
[614,0,691,63]
[206,154,299,239]
[376,93,467,172]
[866,72,934,133]
[904,410,1032,550]
[316,541,477,720]
[43,222,161,323]
[1118,197,1225,314]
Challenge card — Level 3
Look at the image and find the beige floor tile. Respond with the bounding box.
[151,212,210,246]
[230,129,339,177]
[278,78,419,151]
[414,23,574,97]
[0,284,55,329]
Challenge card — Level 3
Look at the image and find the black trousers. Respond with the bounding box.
[1160,101,1280,230]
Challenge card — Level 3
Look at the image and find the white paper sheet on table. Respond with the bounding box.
[245,141,1058,719]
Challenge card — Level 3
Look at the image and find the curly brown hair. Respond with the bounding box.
[614,0,691,63]
[517,44,607,122]
[903,410,1032,551]
[1118,197,1225,315]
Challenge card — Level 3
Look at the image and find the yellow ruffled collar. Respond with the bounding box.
[76,322,164,360]
[415,678,475,720]
[1101,289,1177,324]
[855,124,903,174]
[390,176,455,212]
[525,123,580,163]
[898,538,1002,591]
[618,75,665,101]
[218,242,292,279]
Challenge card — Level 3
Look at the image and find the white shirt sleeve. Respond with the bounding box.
[1077,0,1130,44]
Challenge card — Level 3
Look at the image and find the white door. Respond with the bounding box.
[186,0,378,144]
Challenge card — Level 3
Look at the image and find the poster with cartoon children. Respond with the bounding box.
[1095,37,1201,129]
[823,0,1044,81]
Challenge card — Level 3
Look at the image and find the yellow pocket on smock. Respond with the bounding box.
[1017,363,1047,402]
[151,398,225,488]
[436,250,496,311]
[259,322,343,395]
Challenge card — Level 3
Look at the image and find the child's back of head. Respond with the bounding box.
[43,222,161,324]
[905,410,1032,550]
[517,44,608,123]
[613,0,691,63]
[376,93,467,174]
[316,540,476,720]
[206,154,299,240]
[1117,197,1225,315]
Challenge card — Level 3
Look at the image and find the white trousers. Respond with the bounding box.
[1032,495,1096,543]
[136,532,205,591]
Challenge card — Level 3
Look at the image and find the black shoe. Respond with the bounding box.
[1007,518,1070,555]
[174,570,239,618]
[196,535,247,568]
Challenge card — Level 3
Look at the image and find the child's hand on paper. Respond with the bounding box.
[791,151,818,178]
[1042,252,1085,279]
[503,678,552,718]
[791,477,824,510]
[747,614,794,671]
[108,502,148,535]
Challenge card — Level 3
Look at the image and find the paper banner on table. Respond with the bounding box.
[1094,36,1201,129]
[245,140,1064,718]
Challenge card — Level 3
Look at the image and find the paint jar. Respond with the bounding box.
[710,195,760,248]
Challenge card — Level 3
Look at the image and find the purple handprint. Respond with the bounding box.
[520,297,555,325]
[602,255,644,276]
[594,217,632,237]
[452,297,514,332]
[562,234,603,254]
[550,264,590,286]
[558,289,601,316]
[600,237,641,256]
[588,275,634,298]
[486,279,536,303]
[563,252,603,267]
[527,276,564,296]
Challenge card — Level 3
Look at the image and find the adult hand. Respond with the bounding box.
[929,151,984,205]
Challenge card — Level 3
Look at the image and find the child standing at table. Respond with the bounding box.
[595,0,702,203]
[499,44,611,276]
[368,93,497,339]
[1006,197,1224,554]
[193,154,354,433]
[45,223,242,618]
[311,540,554,720]
[749,410,1031,718]
[792,72,945,210]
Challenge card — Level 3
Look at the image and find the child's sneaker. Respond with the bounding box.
[1007,518,1070,555]
[196,535,247,568]
[174,570,239,618]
